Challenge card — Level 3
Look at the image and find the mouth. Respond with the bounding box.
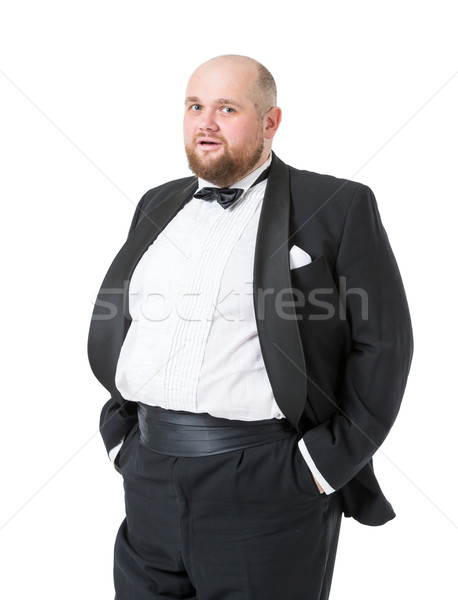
[196,138,223,151]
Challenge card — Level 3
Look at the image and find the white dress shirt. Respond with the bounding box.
[114,155,333,494]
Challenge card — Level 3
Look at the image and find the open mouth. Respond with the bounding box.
[198,139,222,147]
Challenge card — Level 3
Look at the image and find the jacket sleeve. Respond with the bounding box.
[302,185,414,491]
[99,395,138,454]
[97,194,148,454]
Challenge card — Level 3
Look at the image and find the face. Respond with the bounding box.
[183,59,268,187]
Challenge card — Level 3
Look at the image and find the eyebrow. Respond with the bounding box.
[185,96,243,108]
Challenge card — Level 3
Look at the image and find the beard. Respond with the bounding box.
[185,134,264,188]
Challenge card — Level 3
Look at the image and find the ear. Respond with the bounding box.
[263,107,282,140]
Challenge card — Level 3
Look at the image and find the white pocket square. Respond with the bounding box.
[289,245,312,269]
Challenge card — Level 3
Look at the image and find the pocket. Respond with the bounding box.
[291,255,326,283]
[294,443,323,498]
[114,423,139,473]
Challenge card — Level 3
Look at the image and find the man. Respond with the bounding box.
[88,55,413,599]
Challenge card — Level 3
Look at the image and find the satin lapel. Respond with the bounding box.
[88,178,198,398]
[253,153,309,432]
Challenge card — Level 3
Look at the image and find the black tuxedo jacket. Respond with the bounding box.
[88,152,413,526]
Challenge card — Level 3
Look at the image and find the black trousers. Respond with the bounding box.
[114,424,342,600]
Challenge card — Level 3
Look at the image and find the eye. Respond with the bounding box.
[190,104,201,111]
[221,107,235,114]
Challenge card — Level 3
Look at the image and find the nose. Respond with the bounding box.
[198,110,219,132]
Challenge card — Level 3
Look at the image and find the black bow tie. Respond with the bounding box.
[193,166,270,210]
[193,186,244,209]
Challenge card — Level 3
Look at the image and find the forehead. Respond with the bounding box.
[186,60,257,105]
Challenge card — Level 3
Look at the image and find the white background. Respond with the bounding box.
[0,1,457,598]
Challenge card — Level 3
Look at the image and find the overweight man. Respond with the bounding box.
[88,54,413,600]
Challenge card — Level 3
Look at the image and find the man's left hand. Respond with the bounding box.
[313,476,325,494]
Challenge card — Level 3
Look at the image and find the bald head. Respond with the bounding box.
[188,55,277,119]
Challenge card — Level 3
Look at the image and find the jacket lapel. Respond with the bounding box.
[88,178,197,399]
[253,153,309,432]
